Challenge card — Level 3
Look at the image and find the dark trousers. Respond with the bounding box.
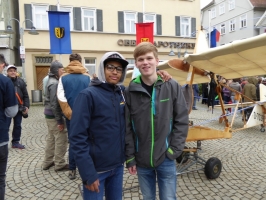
[7,111,23,143]
[0,144,8,200]
[65,118,76,170]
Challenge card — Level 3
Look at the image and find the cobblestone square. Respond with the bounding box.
[5,103,266,199]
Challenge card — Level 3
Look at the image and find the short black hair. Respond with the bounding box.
[0,54,7,66]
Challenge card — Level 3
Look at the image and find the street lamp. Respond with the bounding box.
[168,31,197,58]
[4,18,39,82]
[169,44,187,58]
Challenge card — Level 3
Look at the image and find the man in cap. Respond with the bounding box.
[0,54,18,200]
[42,60,68,172]
[70,52,128,199]
[57,53,91,180]
[6,65,29,149]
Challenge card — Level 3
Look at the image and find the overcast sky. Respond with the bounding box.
[201,0,212,9]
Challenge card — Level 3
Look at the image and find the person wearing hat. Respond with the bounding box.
[42,60,68,172]
[57,53,91,180]
[6,65,29,149]
[69,52,129,199]
[0,54,18,200]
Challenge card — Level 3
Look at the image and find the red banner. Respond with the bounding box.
[136,23,154,45]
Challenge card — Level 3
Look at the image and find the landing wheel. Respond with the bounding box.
[204,157,222,179]
[176,147,189,164]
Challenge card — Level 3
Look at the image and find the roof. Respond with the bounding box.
[249,0,266,8]
[201,0,215,10]
[255,10,266,27]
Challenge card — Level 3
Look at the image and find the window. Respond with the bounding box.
[60,6,73,30]
[211,7,216,19]
[84,58,96,74]
[219,3,225,15]
[180,17,191,37]
[229,0,235,11]
[126,59,135,70]
[240,14,247,28]
[220,23,225,35]
[144,13,156,34]
[124,12,137,33]
[32,5,49,29]
[82,8,96,31]
[229,19,236,32]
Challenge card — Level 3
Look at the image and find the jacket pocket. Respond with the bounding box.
[165,118,172,149]
[131,120,138,153]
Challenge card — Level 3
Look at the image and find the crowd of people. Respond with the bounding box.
[0,43,189,200]
[195,75,265,120]
[2,42,265,199]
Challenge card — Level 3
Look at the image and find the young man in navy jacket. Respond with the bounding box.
[70,52,128,200]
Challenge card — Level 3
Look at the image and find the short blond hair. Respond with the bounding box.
[133,42,158,60]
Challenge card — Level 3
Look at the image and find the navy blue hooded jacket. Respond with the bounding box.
[69,51,128,185]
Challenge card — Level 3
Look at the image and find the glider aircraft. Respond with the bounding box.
[124,32,266,179]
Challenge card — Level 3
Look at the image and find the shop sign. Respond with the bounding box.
[117,39,195,49]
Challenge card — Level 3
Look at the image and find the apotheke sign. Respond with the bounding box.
[117,39,195,49]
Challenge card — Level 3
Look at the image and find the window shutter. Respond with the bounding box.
[73,7,82,31]
[49,5,57,11]
[24,4,32,29]
[138,12,143,23]
[118,11,124,33]
[96,9,103,32]
[175,16,180,36]
[156,14,162,35]
[191,17,196,37]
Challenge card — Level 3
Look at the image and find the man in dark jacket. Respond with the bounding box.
[0,55,18,200]
[42,61,68,172]
[243,77,257,120]
[57,53,91,180]
[70,52,128,200]
[125,42,188,200]
[6,65,29,149]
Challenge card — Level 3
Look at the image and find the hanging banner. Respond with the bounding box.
[136,22,154,45]
[48,11,72,54]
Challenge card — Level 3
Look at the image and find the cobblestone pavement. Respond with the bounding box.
[5,103,266,200]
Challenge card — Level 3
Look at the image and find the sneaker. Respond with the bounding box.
[43,162,55,170]
[68,170,76,180]
[12,142,25,149]
[55,164,69,172]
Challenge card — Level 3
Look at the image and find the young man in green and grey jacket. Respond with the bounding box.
[125,42,189,200]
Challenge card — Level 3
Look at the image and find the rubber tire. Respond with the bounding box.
[176,147,189,164]
[260,127,265,132]
[204,157,222,179]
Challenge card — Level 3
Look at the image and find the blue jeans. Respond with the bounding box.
[65,118,76,170]
[83,165,124,200]
[0,144,8,200]
[137,157,177,200]
[6,111,23,143]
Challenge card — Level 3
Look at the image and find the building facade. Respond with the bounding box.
[201,0,266,46]
[13,0,200,100]
[0,0,20,69]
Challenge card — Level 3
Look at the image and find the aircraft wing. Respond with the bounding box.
[184,33,266,79]
[125,59,210,86]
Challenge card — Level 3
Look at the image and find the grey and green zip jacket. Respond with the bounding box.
[125,75,189,168]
